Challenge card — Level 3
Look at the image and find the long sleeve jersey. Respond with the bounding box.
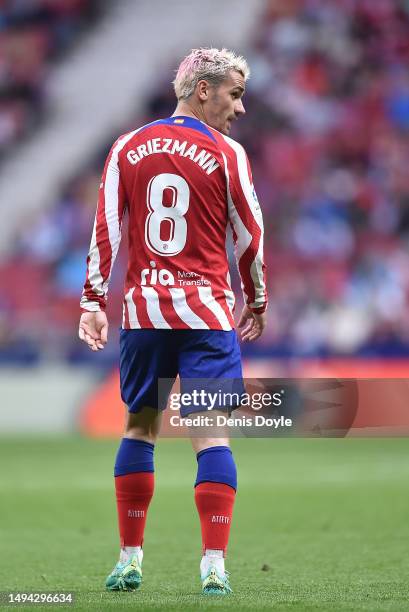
[81,115,267,330]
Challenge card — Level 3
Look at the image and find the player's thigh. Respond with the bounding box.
[178,330,244,424]
[178,329,243,382]
[120,329,178,415]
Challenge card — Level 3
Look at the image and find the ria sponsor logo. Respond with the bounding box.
[141,261,210,287]
[141,261,174,286]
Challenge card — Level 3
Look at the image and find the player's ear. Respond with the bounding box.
[197,79,210,101]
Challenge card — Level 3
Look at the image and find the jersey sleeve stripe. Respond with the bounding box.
[222,150,260,305]
[81,200,107,308]
[229,137,264,231]
[222,152,253,260]
[81,129,140,310]
[221,140,267,309]
[231,140,267,305]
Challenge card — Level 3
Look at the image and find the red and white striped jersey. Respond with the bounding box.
[80,116,267,330]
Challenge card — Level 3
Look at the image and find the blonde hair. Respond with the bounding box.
[173,47,250,100]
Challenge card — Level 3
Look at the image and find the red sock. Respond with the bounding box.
[115,472,154,547]
[194,482,236,555]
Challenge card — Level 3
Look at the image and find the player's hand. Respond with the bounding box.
[78,311,108,351]
[238,305,266,342]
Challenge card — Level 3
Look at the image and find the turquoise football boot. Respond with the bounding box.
[105,553,142,591]
[201,564,232,595]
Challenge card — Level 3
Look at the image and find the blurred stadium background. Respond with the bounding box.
[1,0,409,432]
[1,2,409,608]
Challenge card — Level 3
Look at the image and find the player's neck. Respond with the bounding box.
[172,102,207,125]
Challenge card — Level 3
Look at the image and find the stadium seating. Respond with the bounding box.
[0,0,101,158]
[2,0,409,362]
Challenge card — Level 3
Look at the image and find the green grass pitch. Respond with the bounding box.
[0,436,409,611]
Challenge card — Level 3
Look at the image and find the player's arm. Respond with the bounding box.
[223,142,267,341]
[79,139,127,350]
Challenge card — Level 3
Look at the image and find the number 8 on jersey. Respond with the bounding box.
[145,173,190,256]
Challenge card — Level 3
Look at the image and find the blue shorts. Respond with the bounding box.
[119,329,243,417]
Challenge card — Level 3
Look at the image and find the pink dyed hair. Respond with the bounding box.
[173,47,250,100]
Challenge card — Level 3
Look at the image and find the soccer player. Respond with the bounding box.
[78,48,267,595]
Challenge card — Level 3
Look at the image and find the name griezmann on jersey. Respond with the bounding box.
[126,138,220,175]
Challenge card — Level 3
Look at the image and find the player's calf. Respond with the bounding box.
[106,438,155,591]
[194,445,237,595]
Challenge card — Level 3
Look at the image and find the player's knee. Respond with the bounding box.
[125,426,158,444]
[191,437,230,454]
[126,430,159,444]
[125,407,161,443]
